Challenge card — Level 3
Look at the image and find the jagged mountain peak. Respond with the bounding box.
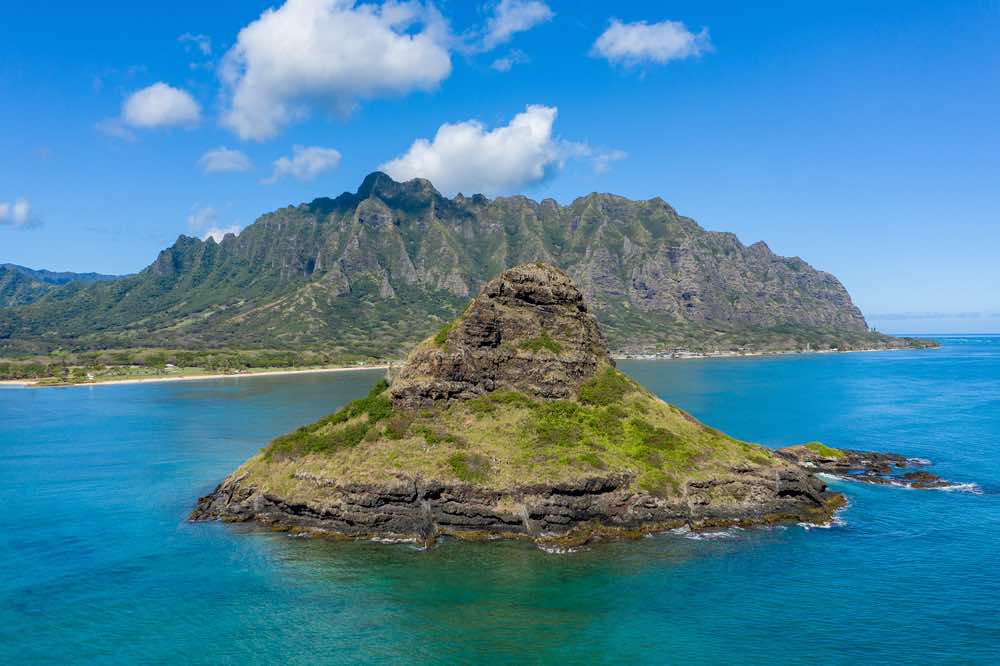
[356,171,442,203]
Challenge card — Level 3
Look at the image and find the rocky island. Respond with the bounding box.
[192,263,944,547]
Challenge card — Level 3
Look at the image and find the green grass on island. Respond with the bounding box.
[235,367,782,501]
[803,441,847,458]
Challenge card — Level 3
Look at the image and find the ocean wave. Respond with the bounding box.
[681,527,744,541]
[537,544,586,554]
[934,482,983,494]
[370,536,421,545]
[884,479,982,494]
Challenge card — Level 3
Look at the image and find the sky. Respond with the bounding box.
[1,0,998,333]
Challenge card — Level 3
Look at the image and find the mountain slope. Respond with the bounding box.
[1,172,896,356]
[0,264,121,308]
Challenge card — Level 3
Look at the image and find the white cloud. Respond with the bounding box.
[264,145,342,184]
[186,205,241,242]
[95,118,136,141]
[187,205,218,231]
[591,19,712,67]
[203,225,241,242]
[592,148,627,173]
[491,49,529,72]
[380,104,586,196]
[199,147,253,173]
[0,198,35,228]
[482,0,553,50]
[221,0,452,141]
[178,33,212,56]
[122,82,202,128]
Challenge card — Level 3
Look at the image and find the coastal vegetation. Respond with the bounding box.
[803,441,847,459]
[0,348,381,384]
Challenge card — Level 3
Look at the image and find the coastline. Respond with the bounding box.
[611,345,919,362]
[0,342,939,389]
[0,364,390,389]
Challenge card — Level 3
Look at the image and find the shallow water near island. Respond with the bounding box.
[2,336,999,664]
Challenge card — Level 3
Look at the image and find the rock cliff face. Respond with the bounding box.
[390,264,612,408]
[192,264,869,547]
[192,469,833,548]
[1,172,898,356]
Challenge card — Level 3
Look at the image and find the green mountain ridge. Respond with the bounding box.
[0,172,910,356]
[0,264,122,308]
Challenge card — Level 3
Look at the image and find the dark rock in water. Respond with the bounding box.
[902,470,951,489]
[776,444,948,488]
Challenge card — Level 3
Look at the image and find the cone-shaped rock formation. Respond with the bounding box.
[391,263,612,408]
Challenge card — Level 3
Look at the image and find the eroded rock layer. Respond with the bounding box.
[390,263,612,408]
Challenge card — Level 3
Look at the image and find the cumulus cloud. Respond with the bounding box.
[482,0,553,50]
[491,49,529,72]
[178,33,212,56]
[591,19,712,67]
[380,104,588,196]
[221,0,452,141]
[264,145,342,184]
[199,147,253,173]
[0,199,34,228]
[122,82,202,128]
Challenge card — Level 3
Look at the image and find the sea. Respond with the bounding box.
[1,335,998,664]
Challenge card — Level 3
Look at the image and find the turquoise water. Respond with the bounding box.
[2,337,998,664]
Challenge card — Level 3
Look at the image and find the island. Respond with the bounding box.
[192,263,944,548]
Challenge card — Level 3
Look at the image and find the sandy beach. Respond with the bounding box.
[0,364,390,388]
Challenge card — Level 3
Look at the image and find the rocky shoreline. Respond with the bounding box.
[191,465,841,549]
[777,444,951,489]
[191,443,949,548]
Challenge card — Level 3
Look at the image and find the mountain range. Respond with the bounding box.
[0,172,906,357]
[0,264,121,309]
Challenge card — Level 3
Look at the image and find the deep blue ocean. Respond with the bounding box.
[2,336,998,664]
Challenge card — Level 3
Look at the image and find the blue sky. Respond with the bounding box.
[1,1,998,332]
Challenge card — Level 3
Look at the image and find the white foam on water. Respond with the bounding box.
[798,497,850,530]
[683,529,741,541]
[935,482,982,495]
[370,536,420,545]
[537,544,586,554]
